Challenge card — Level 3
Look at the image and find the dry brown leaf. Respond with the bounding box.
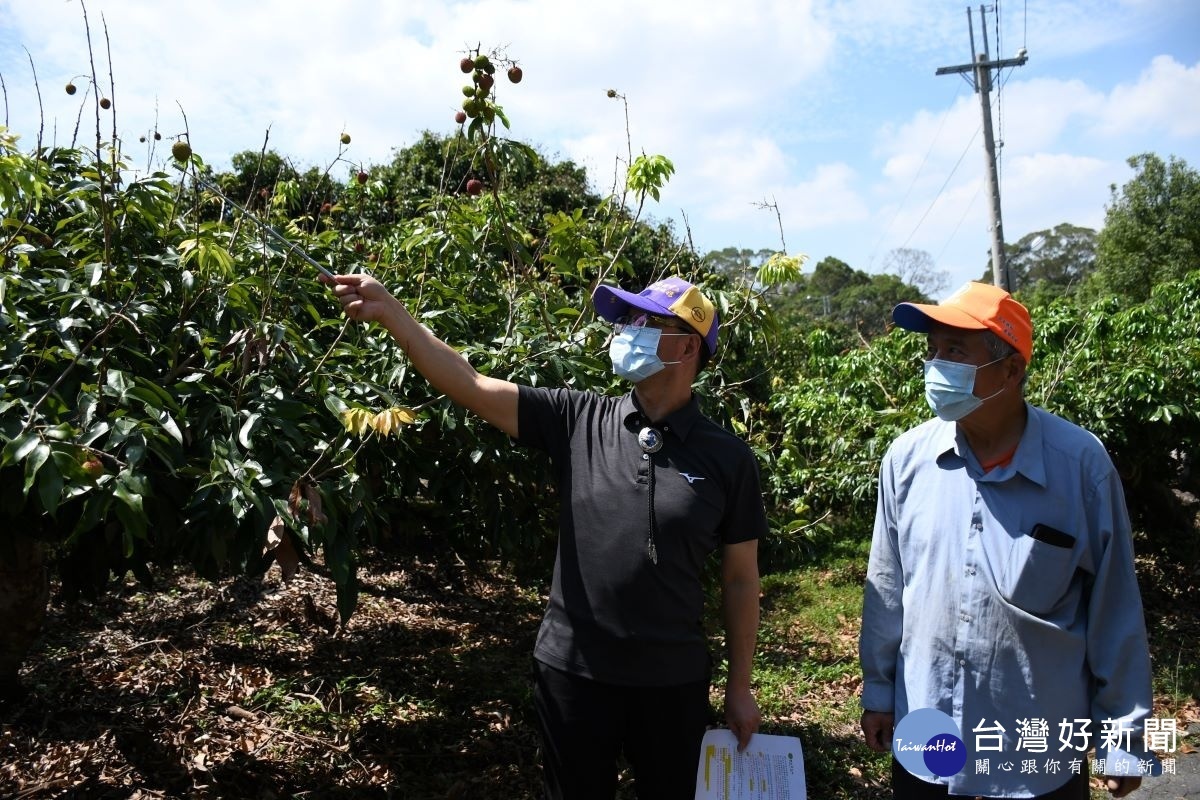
[265,515,299,582]
[392,406,418,426]
[266,515,285,548]
[303,482,327,527]
[373,409,394,436]
[288,480,304,517]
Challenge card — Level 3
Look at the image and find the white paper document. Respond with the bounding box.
[694,728,806,800]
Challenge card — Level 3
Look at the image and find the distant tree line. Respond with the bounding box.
[700,152,1200,348]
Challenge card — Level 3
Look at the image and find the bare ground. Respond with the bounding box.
[2,515,1197,800]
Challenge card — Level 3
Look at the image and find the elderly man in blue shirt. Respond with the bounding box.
[859,282,1156,799]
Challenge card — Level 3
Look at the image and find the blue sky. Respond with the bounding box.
[2,0,1197,297]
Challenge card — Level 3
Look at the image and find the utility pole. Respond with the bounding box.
[936,5,1027,291]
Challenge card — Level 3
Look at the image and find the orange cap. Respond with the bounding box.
[892,281,1033,363]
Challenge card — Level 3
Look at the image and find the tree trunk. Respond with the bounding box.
[0,532,50,697]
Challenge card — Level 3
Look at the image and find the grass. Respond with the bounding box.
[704,530,890,798]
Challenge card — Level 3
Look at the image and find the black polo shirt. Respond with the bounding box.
[517,385,769,686]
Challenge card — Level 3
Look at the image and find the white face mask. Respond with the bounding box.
[923,356,1007,421]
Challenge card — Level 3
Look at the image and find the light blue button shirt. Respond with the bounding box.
[860,404,1157,797]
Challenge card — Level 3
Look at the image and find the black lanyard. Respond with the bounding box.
[637,426,663,564]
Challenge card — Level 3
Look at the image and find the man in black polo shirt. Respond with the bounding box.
[324,272,767,800]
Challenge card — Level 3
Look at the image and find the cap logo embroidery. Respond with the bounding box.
[690,307,705,323]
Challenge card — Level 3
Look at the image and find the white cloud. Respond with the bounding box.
[1099,55,1200,138]
[996,78,1106,154]
[1001,152,1115,234]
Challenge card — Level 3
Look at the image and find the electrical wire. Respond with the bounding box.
[936,178,985,266]
[866,81,966,272]
[1023,0,1028,53]
[897,122,981,253]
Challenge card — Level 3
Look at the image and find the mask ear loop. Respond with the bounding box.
[638,426,663,564]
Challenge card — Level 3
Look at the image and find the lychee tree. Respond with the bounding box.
[0,46,792,688]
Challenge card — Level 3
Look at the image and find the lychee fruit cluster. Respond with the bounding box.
[455,52,523,126]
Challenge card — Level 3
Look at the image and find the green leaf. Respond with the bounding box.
[627,154,675,202]
[42,423,75,441]
[1,432,40,468]
[80,420,111,446]
[113,477,148,544]
[324,533,353,587]
[67,493,112,547]
[238,412,261,449]
[105,369,133,402]
[37,457,63,516]
[323,394,349,416]
[23,442,50,496]
[158,410,184,444]
[335,575,359,627]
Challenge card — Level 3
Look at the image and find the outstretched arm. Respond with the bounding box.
[323,273,519,438]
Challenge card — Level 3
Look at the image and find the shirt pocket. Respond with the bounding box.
[997,530,1078,616]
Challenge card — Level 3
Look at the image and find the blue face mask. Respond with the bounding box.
[609,325,686,383]
[923,357,1007,421]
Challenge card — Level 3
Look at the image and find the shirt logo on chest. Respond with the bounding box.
[679,472,706,485]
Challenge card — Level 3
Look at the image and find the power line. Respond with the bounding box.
[866,81,965,271]
[898,122,981,252]
[936,177,984,266]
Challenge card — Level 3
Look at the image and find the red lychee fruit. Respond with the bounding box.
[65,82,77,95]
[478,73,494,91]
[357,171,368,185]
[466,178,483,196]
[99,97,111,109]
[454,110,467,124]
[508,66,523,83]
[460,57,474,73]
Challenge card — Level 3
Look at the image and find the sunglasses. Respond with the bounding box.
[612,313,693,336]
